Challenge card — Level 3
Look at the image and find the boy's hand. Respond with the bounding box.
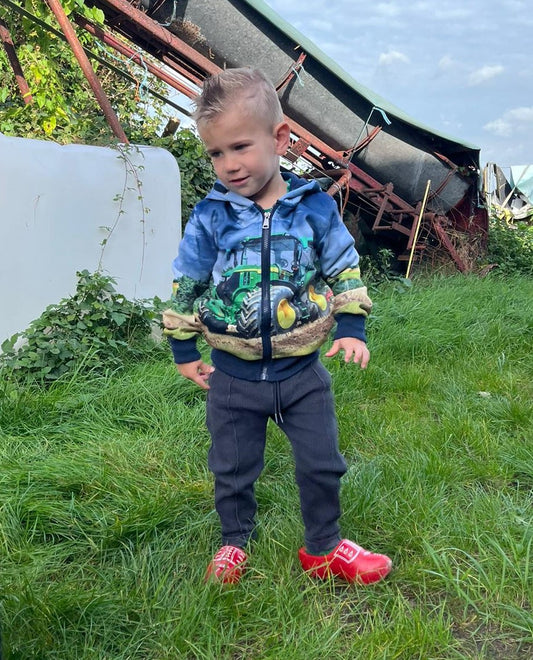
[176,360,214,389]
[325,338,370,369]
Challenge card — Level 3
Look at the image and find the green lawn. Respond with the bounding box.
[1,274,532,658]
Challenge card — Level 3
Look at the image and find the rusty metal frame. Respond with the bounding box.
[0,17,33,104]
[89,0,220,82]
[3,0,473,272]
[73,13,198,101]
[275,52,307,93]
[430,215,468,272]
[46,0,129,143]
[87,0,466,269]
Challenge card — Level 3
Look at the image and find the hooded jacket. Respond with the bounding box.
[163,172,372,381]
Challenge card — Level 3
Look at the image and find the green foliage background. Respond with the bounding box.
[487,213,533,276]
[0,0,139,141]
[0,1,215,228]
[1,270,158,382]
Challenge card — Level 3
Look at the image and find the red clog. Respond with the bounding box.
[299,539,392,584]
[205,545,247,584]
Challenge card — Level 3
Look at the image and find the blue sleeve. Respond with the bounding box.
[168,336,202,364]
[333,313,367,343]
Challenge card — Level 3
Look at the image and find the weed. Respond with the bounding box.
[486,213,533,276]
[0,270,159,384]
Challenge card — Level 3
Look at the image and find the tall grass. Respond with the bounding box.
[1,274,532,658]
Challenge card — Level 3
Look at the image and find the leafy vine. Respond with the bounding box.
[98,143,150,280]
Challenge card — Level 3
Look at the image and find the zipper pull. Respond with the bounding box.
[262,210,271,230]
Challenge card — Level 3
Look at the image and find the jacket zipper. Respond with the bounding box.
[259,204,279,377]
[260,214,269,377]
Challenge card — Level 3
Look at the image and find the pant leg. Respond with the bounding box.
[206,369,271,548]
[278,361,347,554]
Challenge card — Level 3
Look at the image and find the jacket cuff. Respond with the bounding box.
[168,336,201,364]
[333,313,367,343]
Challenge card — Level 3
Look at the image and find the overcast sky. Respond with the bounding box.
[262,0,532,170]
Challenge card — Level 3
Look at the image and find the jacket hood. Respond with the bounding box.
[204,172,321,213]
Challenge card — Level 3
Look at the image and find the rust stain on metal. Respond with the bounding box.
[32,0,485,273]
[0,17,33,104]
[46,0,129,143]
[74,14,197,99]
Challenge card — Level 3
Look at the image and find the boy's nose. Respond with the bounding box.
[223,155,240,173]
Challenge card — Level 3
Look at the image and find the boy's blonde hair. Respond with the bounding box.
[193,67,283,129]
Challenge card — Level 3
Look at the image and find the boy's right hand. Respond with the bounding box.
[176,360,214,390]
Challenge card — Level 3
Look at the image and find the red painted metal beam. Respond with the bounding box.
[74,14,197,100]
[0,17,33,104]
[88,0,478,271]
[82,0,485,272]
[90,0,407,221]
[89,0,418,224]
[431,216,468,272]
[90,0,220,78]
[46,0,129,143]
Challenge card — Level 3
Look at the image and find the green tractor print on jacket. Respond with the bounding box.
[198,234,331,338]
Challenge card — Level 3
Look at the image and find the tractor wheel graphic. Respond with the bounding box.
[237,285,298,338]
[236,289,262,338]
[300,285,329,322]
[271,285,298,333]
[308,285,328,312]
[198,300,228,334]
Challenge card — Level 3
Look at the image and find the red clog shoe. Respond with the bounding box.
[205,545,247,584]
[299,539,391,584]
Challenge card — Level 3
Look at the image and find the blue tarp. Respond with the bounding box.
[510,165,533,202]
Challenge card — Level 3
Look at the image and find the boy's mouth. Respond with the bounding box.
[229,176,249,186]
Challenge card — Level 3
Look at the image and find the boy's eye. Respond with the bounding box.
[209,151,221,159]
[235,143,249,151]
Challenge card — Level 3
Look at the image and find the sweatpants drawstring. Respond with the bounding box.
[273,380,284,424]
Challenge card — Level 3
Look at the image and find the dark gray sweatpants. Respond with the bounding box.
[206,360,347,555]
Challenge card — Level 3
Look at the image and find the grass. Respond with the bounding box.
[0,273,532,659]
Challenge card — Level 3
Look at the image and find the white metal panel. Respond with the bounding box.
[0,134,181,341]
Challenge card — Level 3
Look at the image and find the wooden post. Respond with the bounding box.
[405,180,431,279]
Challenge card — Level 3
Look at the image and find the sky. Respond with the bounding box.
[261,0,533,171]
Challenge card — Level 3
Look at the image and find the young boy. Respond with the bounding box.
[163,67,391,585]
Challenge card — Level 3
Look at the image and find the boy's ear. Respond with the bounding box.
[274,121,291,155]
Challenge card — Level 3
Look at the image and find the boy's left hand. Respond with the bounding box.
[325,337,370,369]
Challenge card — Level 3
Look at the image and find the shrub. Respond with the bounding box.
[486,214,533,276]
[0,270,159,383]
[152,129,215,230]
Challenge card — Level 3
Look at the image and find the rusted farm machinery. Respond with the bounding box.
[3,0,489,272]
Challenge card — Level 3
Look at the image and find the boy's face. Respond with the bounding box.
[198,104,290,208]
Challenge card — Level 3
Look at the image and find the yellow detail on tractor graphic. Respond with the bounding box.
[308,285,327,311]
[276,298,297,329]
